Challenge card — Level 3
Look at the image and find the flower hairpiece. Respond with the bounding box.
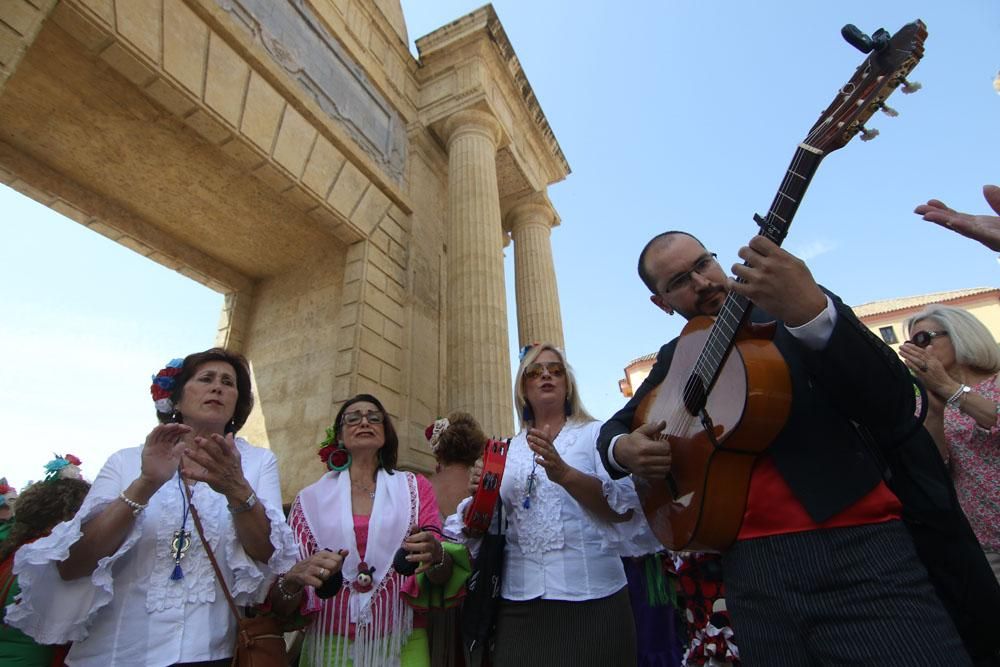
[317,425,350,470]
[151,358,185,414]
[424,417,450,452]
[44,454,83,481]
[0,477,15,508]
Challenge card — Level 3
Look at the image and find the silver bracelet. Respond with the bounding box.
[118,491,147,516]
[227,490,258,514]
[428,546,448,573]
[946,384,971,408]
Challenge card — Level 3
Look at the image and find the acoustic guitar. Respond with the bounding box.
[634,20,927,553]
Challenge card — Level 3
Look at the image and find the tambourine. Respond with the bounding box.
[463,437,509,534]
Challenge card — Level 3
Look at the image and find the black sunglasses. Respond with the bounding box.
[908,330,948,348]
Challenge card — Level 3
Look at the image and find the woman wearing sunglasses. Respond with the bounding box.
[450,343,653,667]
[900,306,1000,584]
[272,394,462,666]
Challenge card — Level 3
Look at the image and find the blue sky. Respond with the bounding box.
[2,1,998,488]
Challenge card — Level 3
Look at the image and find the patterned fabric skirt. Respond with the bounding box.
[491,588,636,667]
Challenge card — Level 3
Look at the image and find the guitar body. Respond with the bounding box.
[463,438,509,534]
[634,316,792,552]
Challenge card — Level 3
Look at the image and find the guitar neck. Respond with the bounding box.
[688,146,825,411]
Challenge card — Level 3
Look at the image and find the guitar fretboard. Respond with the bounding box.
[684,146,824,414]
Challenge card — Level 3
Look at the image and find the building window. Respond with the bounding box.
[879,326,898,344]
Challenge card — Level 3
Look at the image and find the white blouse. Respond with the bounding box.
[446,420,658,602]
[6,438,298,667]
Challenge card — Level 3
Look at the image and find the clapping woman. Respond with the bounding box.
[448,343,649,667]
[6,348,298,666]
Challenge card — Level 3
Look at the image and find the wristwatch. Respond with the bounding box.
[227,490,258,514]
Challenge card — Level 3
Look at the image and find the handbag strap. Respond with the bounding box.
[185,484,243,623]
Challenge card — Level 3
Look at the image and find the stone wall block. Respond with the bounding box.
[327,161,369,219]
[183,108,232,144]
[0,0,46,36]
[204,32,249,127]
[334,349,356,376]
[219,136,264,170]
[99,42,156,87]
[301,135,346,200]
[381,364,401,393]
[86,220,124,241]
[383,319,403,348]
[361,303,385,334]
[241,72,285,153]
[358,350,381,382]
[79,0,113,25]
[365,264,387,292]
[351,185,391,236]
[365,285,404,326]
[251,161,294,194]
[114,0,161,65]
[50,199,90,224]
[387,238,407,270]
[162,0,208,97]
[144,77,197,117]
[50,4,111,53]
[378,216,407,246]
[271,105,317,178]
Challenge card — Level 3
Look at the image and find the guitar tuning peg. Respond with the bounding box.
[879,102,899,117]
[859,125,879,142]
[900,77,922,94]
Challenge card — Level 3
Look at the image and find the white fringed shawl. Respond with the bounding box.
[296,469,418,665]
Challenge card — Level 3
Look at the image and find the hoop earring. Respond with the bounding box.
[328,446,352,472]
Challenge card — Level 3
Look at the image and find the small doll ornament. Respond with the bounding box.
[353,561,375,592]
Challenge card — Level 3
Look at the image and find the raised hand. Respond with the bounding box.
[526,426,570,485]
[140,423,191,489]
[915,185,1000,252]
[181,432,250,501]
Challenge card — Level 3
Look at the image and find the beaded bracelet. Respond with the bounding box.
[118,491,148,516]
[276,574,302,600]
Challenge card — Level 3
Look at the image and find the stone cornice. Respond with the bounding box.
[415,5,570,185]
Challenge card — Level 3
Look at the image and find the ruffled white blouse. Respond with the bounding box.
[446,420,658,602]
[5,438,298,667]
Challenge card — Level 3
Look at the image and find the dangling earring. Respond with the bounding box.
[225,418,236,434]
[171,409,182,424]
[522,403,534,423]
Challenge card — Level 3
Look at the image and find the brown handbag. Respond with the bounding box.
[188,493,287,667]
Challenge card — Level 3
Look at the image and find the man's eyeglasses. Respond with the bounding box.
[663,253,718,293]
[524,361,565,380]
[342,410,385,426]
[908,330,948,349]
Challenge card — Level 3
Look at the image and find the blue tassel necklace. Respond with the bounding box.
[170,475,192,580]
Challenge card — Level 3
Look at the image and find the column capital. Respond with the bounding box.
[441,108,503,150]
[503,193,558,233]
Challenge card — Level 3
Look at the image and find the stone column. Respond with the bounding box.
[442,109,513,437]
[507,200,565,350]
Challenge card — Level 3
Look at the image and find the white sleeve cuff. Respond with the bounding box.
[784,294,837,350]
[607,433,629,473]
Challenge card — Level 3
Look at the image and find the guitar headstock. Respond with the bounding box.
[804,20,927,154]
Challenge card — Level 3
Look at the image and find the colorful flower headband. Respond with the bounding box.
[317,425,350,470]
[151,358,184,414]
[44,454,83,482]
[424,417,450,452]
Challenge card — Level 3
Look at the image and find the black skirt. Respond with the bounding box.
[491,587,636,667]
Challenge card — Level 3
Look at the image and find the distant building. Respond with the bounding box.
[854,287,1000,351]
[617,287,1000,397]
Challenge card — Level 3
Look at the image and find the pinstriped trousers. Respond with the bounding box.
[722,520,971,666]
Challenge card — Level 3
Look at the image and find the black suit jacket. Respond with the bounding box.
[598,290,916,522]
[598,289,1000,659]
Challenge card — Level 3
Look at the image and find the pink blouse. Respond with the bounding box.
[943,376,1000,552]
[289,473,441,638]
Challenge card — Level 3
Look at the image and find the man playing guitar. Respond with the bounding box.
[598,231,983,665]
